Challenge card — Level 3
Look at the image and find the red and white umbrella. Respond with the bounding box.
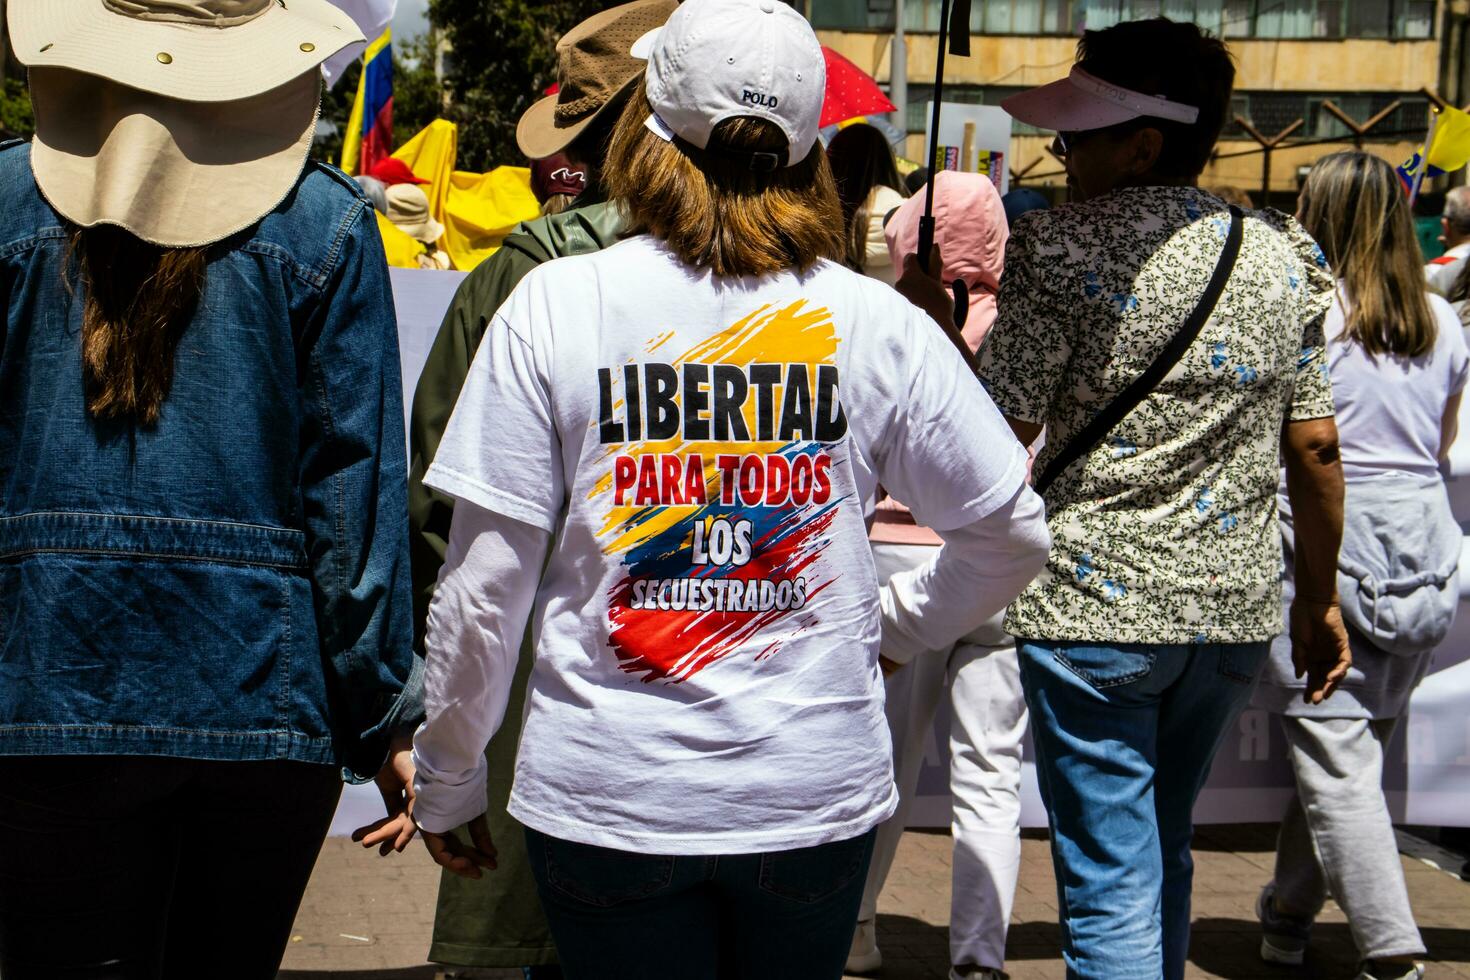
[820,47,897,129]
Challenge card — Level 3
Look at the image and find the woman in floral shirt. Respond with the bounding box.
[972,18,1352,980]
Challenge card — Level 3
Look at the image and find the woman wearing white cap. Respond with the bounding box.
[0,2,423,976]
[408,0,1050,976]
[966,17,1351,980]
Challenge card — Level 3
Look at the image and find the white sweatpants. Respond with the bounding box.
[860,542,1028,971]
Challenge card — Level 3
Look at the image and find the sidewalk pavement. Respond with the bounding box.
[277,824,1470,980]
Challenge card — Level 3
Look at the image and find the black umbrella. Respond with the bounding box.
[916,0,974,277]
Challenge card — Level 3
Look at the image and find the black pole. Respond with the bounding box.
[916,0,971,274]
[916,0,950,274]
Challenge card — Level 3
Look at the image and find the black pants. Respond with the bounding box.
[0,755,342,980]
[524,826,876,980]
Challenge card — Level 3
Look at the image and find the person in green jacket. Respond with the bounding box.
[406,2,678,974]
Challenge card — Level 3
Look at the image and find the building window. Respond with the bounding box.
[902,85,1052,135]
[808,0,1436,38]
[1225,91,1430,140]
[904,85,1429,142]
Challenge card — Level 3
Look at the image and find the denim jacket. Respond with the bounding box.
[0,143,423,780]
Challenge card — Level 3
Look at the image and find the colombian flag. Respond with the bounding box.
[1399,104,1470,194]
[341,30,393,176]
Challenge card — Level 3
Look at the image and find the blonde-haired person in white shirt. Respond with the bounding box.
[1253,149,1461,980]
[407,1,1048,977]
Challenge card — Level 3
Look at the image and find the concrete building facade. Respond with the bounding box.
[804,0,1469,202]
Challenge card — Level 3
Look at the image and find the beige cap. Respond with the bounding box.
[385,183,445,244]
[515,0,678,161]
[30,65,322,248]
[9,0,364,102]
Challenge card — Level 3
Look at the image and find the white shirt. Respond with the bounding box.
[412,235,1042,852]
[1425,240,1470,301]
[1327,288,1470,481]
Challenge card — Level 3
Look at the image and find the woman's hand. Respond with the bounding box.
[420,813,499,880]
[351,729,419,855]
[894,248,977,373]
[1289,596,1352,705]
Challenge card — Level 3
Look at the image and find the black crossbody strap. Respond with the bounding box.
[1034,205,1244,497]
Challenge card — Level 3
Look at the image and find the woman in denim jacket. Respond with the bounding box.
[0,3,423,977]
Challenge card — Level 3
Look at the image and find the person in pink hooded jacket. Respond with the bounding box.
[845,171,1036,980]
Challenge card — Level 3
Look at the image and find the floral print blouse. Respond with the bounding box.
[978,185,1334,644]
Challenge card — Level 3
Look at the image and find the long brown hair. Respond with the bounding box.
[606,87,843,277]
[1297,151,1435,358]
[67,227,207,426]
[825,123,906,272]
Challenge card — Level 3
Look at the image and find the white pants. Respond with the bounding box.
[861,542,1028,971]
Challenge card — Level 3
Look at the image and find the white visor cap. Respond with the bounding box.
[1001,65,1201,132]
[631,0,826,168]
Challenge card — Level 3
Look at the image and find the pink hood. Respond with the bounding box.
[883,171,1009,350]
[872,171,1011,547]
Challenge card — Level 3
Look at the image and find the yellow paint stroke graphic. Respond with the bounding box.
[588,300,840,555]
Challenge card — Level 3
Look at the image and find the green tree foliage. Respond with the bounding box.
[428,0,609,172]
[396,34,446,144]
[0,76,33,140]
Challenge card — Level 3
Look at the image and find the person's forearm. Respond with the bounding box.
[879,484,1050,663]
[411,504,549,834]
[1283,418,1345,603]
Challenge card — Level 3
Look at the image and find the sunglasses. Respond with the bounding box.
[1054,129,1105,156]
[1054,119,1155,156]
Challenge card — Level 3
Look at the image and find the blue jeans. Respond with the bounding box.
[1017,640,1268,980]
[524,826,876,980]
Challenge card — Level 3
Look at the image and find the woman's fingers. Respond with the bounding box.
[467,815,499,862]
[352,815,394,845]
[377,780,405,817]
[423,830,479,879]
[352,813,418,855]
[393,813,418,852]
[422,826,498,879]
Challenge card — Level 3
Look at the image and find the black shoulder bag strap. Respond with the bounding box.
[1034,204,1244,496]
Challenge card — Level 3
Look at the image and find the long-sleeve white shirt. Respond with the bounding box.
[412,487,1048,835]
[413,235,1044,852]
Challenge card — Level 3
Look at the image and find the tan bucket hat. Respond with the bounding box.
[10,0,365,248]
[384,183,445,243]
[515,0,679,161]
[9,0,363,102]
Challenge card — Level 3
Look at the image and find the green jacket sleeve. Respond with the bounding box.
[407,241,543,650]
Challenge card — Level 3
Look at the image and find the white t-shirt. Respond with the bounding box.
[1425,241,1470,302]
[1327,288,1470,481]
[423,235,1029,853]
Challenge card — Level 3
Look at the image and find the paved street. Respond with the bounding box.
[277,825,1469,980]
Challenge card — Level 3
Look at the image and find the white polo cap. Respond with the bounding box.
[631,0,825,170]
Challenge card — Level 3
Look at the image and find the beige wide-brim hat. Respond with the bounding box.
[30,65,323,248]
[11,0,365,248]
[9,0,363,102]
